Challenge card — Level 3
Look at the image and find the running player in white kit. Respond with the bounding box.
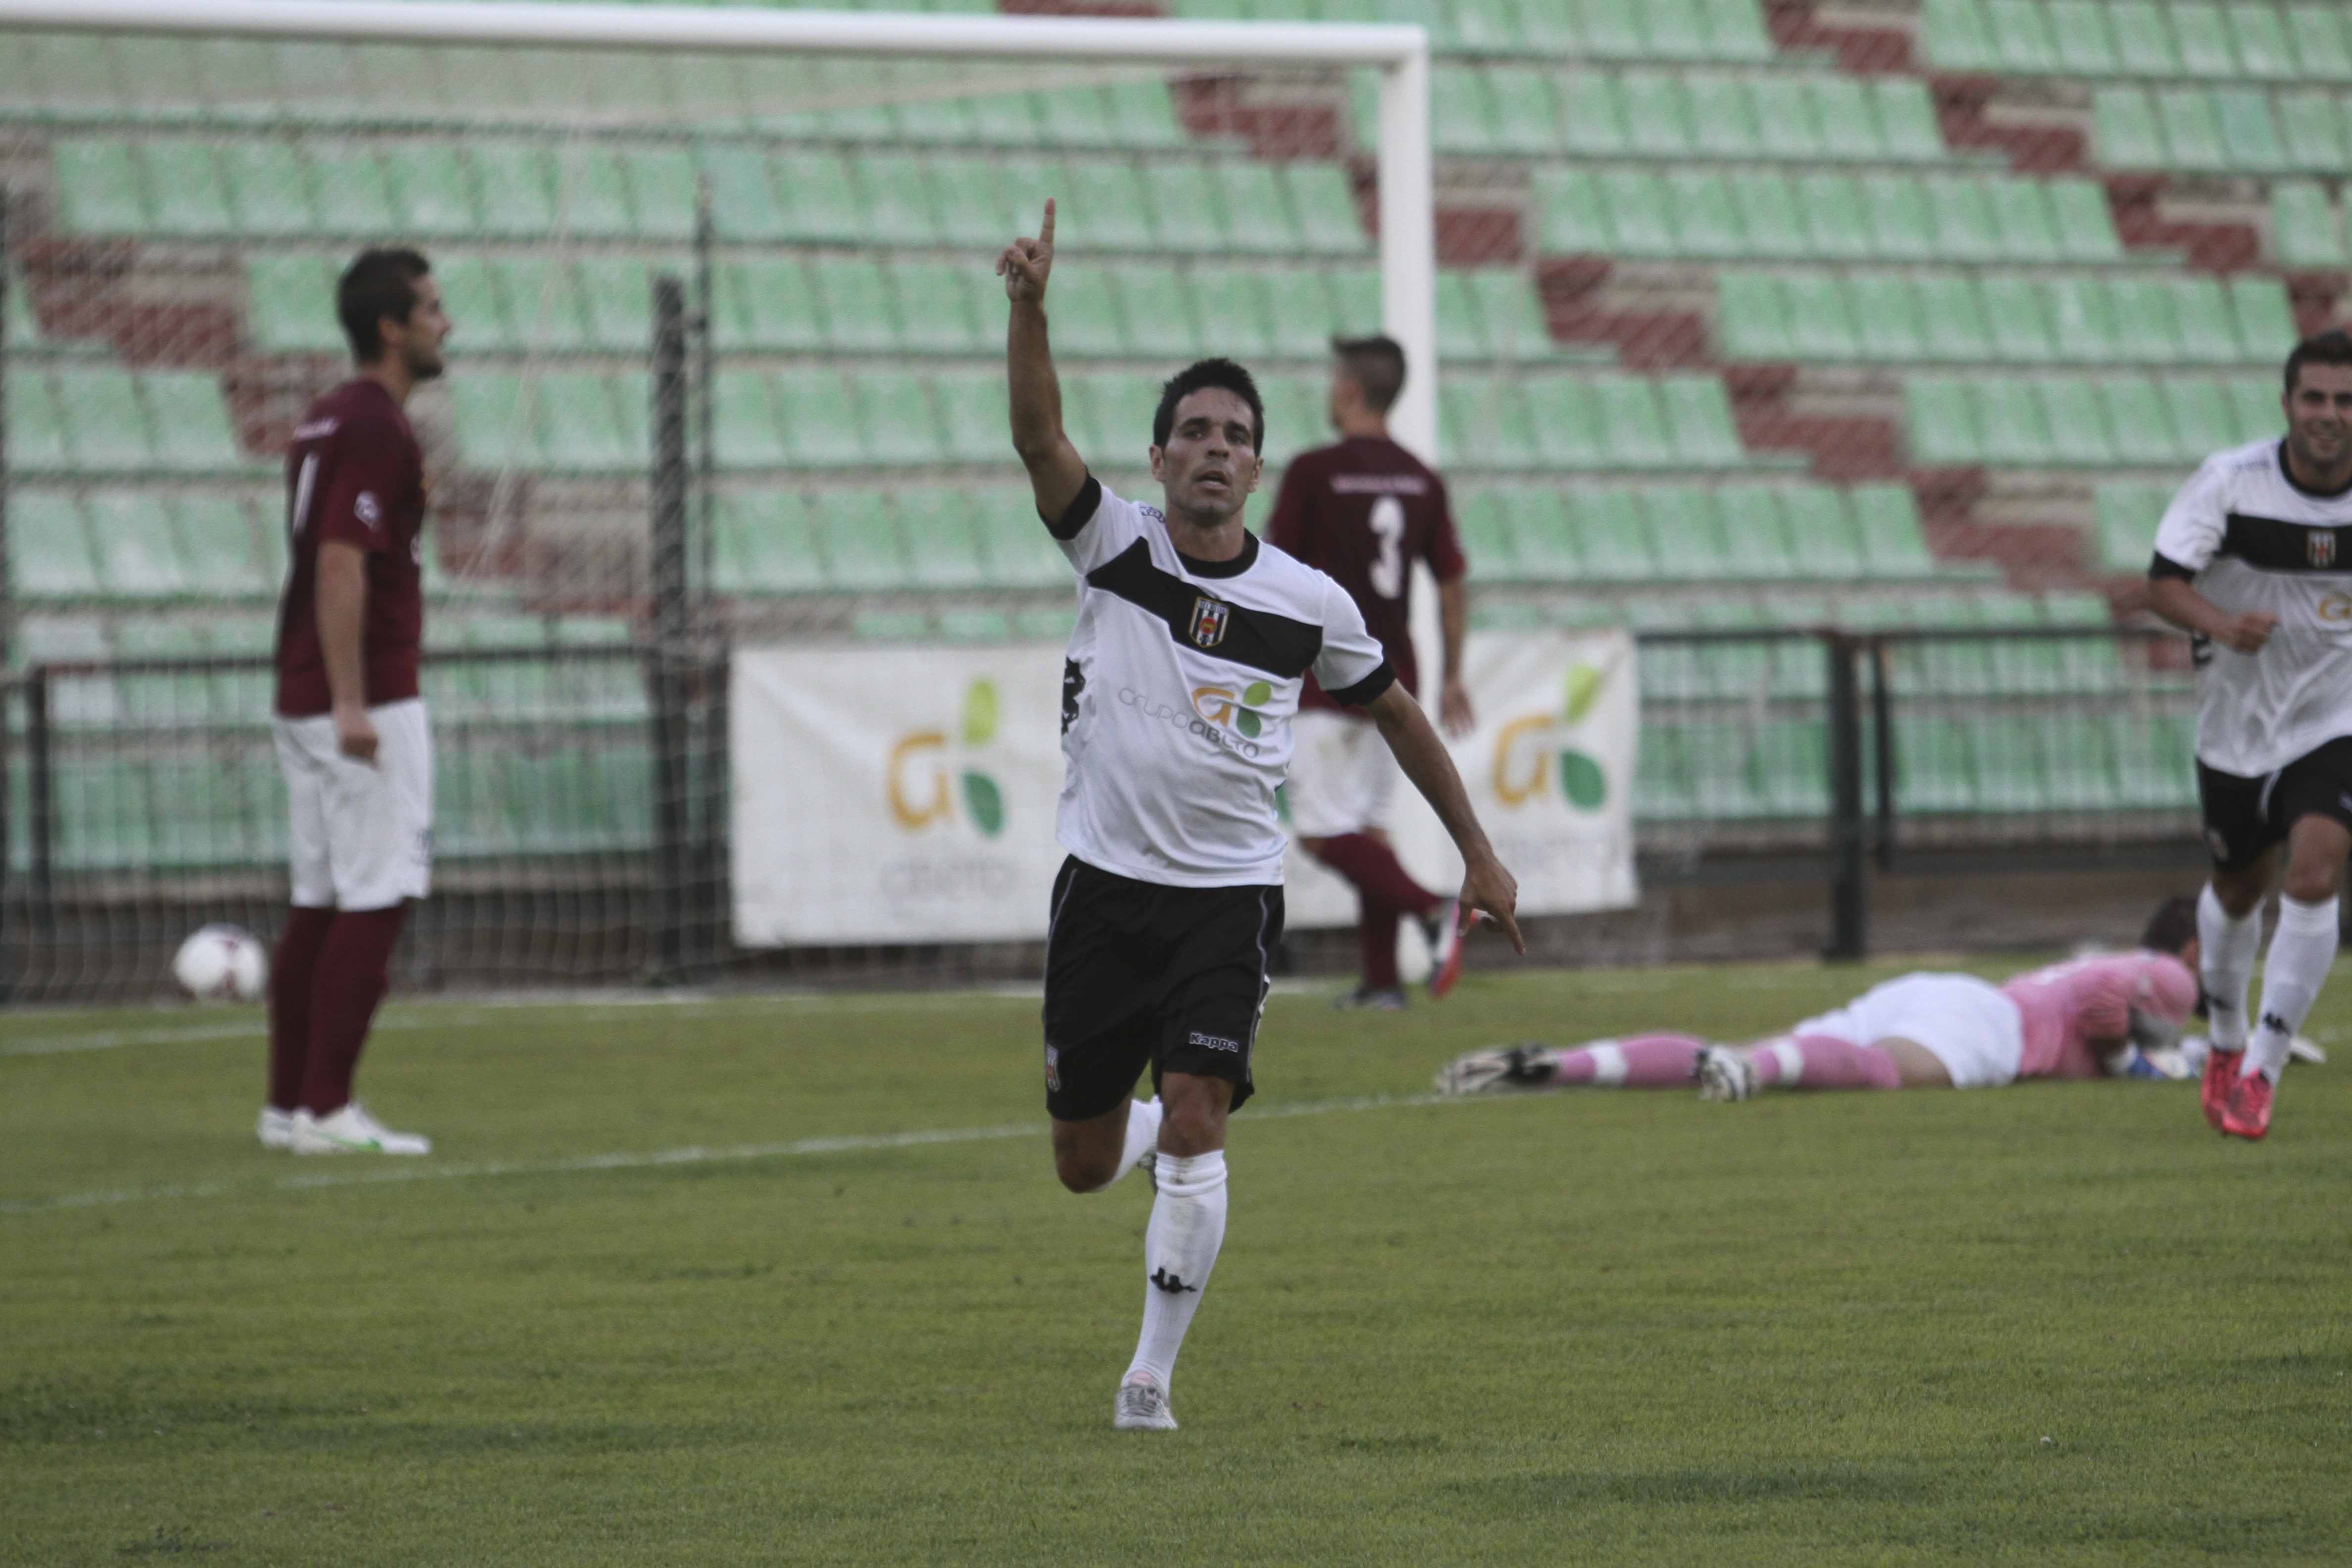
[2148,330,2352,1141]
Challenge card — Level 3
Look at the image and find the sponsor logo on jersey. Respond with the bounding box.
[291,417,340,442]
[1118,686,1263,758]
[2311,530,2338,569]
[1186,1030,1241,1053]
[1188,596,1230,648]
[355,491,382,528]
[1192,681,1274,738]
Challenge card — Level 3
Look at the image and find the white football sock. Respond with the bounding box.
[1124,1149,1226,1390]
[2198,883,2263,1052]
[2248,894,2339,1081]
[1115,1097,1163,1181]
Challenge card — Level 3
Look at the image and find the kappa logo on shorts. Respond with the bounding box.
[2206,828,2234,863]
[1188,596,1230,649]
[1043,1045,1061,1092]
[1186,1030,1241,1054]
[2312,530,2339,569]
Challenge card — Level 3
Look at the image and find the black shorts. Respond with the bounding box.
[2197,736,2352,871]
[1041,856,1283,1122]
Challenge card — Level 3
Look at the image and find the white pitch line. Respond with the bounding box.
[0,1091,1457,1217]
[0,1012,485,1058]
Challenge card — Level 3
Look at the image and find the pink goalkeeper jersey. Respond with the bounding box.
[2000,952,2201,1080]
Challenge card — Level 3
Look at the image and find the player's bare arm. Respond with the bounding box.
[2148,575,2275,654]
[1364,682,1523,952]
[999,198,1087,522]
[315,540,378,761]
[1436,576,1473,738]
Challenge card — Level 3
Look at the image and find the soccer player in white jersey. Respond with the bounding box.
[998,201,1523,1431]
[2149,329,2352,1141]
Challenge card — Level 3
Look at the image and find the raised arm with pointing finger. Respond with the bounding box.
[998,198,1088,522]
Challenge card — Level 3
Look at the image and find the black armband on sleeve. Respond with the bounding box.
[2149,551,2197,582]
[1044,474,1102,540]
[1326,661,1397,709]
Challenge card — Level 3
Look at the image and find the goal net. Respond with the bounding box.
[0,0,1436,999]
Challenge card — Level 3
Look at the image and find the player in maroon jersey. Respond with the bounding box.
[259,248,449,1156]
[1265,336,1473,1009]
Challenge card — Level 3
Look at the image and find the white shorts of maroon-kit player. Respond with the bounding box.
[272,697,434,911]
[1286,709,1400,839]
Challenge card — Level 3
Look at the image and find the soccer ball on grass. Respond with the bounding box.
[172,923,268,1002]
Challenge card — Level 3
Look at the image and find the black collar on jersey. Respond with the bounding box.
[1085,539,1320,679]
[2277,439,2352,501]
[1176,531,1258,578]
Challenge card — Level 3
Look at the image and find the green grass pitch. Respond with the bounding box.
[4,958,2349,1565]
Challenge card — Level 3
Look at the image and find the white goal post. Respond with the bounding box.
[0,0,1442,461]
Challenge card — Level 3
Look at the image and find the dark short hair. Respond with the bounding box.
[338,247,431,362]
[2283,329,2352,397]
[1152,357,1264,454]
[2140,895,2199,957]
[1331,333,1407,413]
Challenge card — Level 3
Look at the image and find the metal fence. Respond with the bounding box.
[0,622,2201,1001]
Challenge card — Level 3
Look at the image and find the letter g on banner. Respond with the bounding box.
[886,730,950,830]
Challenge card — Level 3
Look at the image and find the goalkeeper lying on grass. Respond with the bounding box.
[1443,896,2317,1099]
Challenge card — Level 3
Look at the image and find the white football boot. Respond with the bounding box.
[1113,1372,1178,1432]
[257,1107,297,1150]
[291,1103,432,1155]
[1694,1046,1760,1102]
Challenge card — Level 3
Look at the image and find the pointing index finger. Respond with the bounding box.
[1038,196,1055,247]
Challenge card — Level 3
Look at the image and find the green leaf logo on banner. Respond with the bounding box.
[960,771,1005,837]
[1563,663,1604,724]
[1557,749,1606,810]
[961,679,1000,747]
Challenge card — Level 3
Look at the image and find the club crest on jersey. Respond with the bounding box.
[1188,596,1231,649]
[2311,530,2338,568]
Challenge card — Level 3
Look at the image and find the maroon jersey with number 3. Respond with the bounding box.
[1264,435,1466,713]
[274,379,428,717]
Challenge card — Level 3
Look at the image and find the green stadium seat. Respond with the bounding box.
[850,151,941,247]
[812,490,911,590]
[2111,1,2184,74]
[1927,177,2003,263]
[2041,375,2117,462]
[1852,483,1938,577]
[1783,485,1869,579]
[710,257,815,353]
[1715,485,1798,580]
[2226,373,2279,442]
[1867,79,1943,162]
[1437,271,1489,362]
[716,489,826,594]
[2298,6,2352,81]
[1682,74,1757,161]
[860,373,945,467]
[1655,169,1736,258]
[2098,373,2183,463]
[1661,376,1745,465]
[1431,66,1500,156]
[52,140,148,234]
[2108,276,2181,364]
[1535,168,1607,253]
[2049,179,2124,261]
[2277,89,2346,169]
[931,370,1012,465]
[1848,273,1928,363]
[807,257,899,353]
[54,368,153,473]
[1327,265,1382,339]
[1485,68,1564,154]
[895,486,993,588]
[1753,76,1829,161]
[971,482,1069,589]
[381,143,481,237]
[2156,86,2229,170]
[1601,169,1676,256]
[1971,375,2053,463]
[1981,275,2057,362]
[468,143,555,239]
[84,491,185,599]
[1782,273,1861,360]
[1569,488,1655,579]
[144,141,237,237]
[1922,0,1999,68]
[1639,484,1726,579]
[1556,71,1629,155]
[890,259,990,356]
[695,144,788,242]
[2048,0,2121,71]
[2168,276,2244,363]
[1057,159,1154,251]
[496,256,591,352]
[1812,78,1885,161]
[1502,490,1583,580]
[2171,1,2239,76]
[175,495,271,598]
[1793,174,1869,259]
[2163,376,2238,453]
[2044,275,2122,362]
[2094,482,2164,571]
[2216,86,2291,171]
[573,257,651,353]
[2272,180,2345,266]
[1914,275,1994,362]
[1596,378,1675,468]
[1285,164,1369,253]
[1034,84,1118,148]
[1139,163,1221,256]
[308,143,399,235]
[1207,162,1301,255]
[1986,0,2061,70]
[9,493,98,597]
[1452,489,1520,582]
[1700,0,1776,59]
[712,370,786,468]
[1862,174,1937,261]
[1988,178,2063,262]
[1718,272,1791,361]
[774,150,866,244]
[775,368,868,468]
[1733,173,1808,259]
[1102,264,1198,362]
[1515,375,1597,468]
[1255,269,1339,357]
[532,373,627,472]
[146,373,241,474]
[1464,271,1555,361]
[247,254,343,352]
[1621,70,1699,157]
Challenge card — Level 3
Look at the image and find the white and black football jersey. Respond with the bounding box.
[1048,476,1394,886]
[2154,437,2352,776]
